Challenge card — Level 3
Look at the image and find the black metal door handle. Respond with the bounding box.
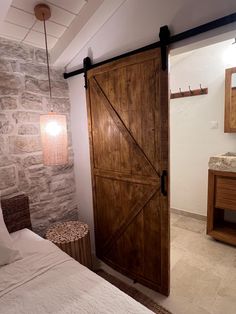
[161,170,168,196]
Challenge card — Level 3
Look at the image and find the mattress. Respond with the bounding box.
[0,229,153,314]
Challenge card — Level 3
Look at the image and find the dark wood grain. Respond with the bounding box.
[215,176,236,211]
[86,48,170,295]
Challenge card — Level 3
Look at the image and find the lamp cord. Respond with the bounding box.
[43,15,53,111]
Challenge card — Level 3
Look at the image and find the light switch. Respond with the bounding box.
[210,121,218,129]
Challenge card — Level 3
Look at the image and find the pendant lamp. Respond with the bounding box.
[34,4,68,166]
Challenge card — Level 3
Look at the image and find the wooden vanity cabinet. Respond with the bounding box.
[207,169,236,246]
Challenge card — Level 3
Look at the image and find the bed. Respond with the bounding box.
[0,194,153,314]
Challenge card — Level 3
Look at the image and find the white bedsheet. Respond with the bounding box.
[0,229,153,314]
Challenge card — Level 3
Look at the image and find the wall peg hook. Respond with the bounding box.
[200,84,204,93]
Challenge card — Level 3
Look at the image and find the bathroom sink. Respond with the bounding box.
[209,152,236,172]
[222,152,236,157]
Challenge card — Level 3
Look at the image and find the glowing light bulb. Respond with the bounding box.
[45,120,61,136]
[40,113,68,165]
[223,41,236,66]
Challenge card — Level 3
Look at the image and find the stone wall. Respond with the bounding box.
[0,37,78,235]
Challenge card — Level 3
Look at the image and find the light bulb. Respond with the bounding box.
[45,121,61,136]
[40,113,68,165]
[223,42,236,66]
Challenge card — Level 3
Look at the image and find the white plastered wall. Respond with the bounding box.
[170,40,236,216]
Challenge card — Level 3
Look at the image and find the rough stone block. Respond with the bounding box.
[0,59,12,72]
[9,136,41,153]
[18,168,29,190]
[30,200,52,218]
[0,38,33,61]
[0,166,16,189]
[0,137,4,155]
[0,114,6,120]
[25,77,68,98]
[50,179,66,192]
[51,68,64,82]
[18,124,39,135]
[28,165,45,175]
[39,192,53,201]
[0,156,14,167]
[56,193,75,204]
[21,92,43,111]
[54,185,76,197]
[58,202,78,221]
[52,81,69,97]
[51,172,74,183]
[25,75,50,95]
[10,60,20,72]
[0,73,22,95]
[45,97,70,113]
[13,111,40,123]
[0,97,18,110]
[19,63,48,79]
[18,63,64,81]
[51,160,74,175]
[34,49,46,64]
[0,121,14,134]
[22,154,43,167]
[0,114,14,134]
[50,177,75,192]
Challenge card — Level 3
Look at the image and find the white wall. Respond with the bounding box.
[69,75,95,249]
[68,0,236,248]
[67,0,236,70]
[170,40,236,216]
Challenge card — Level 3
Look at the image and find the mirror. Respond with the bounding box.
[225,67,236,133]
[231,73,236,88]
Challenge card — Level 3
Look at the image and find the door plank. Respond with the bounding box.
[101,184,158,255]
[91,77,159,177]
[94,168,160,186]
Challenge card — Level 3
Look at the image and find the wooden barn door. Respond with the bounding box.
[86,48,169,295]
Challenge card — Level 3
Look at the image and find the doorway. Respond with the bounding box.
[168,37,236,314]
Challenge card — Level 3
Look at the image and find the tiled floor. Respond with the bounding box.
[100,212,236,314]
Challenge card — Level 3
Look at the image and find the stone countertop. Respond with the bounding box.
[209,152,236,172]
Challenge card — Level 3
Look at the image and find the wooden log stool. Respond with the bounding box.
[45,221,92,269]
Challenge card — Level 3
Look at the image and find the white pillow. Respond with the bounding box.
[0,206,22,266]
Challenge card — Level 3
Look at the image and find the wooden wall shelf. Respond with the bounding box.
[170,87,208,99]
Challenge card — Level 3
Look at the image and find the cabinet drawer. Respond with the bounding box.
[215,176,236,211]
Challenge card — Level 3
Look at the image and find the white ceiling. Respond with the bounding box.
[1,0,88,49]
[0,0,126,67]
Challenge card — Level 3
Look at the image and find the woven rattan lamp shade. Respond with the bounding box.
[40,112,68,165]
